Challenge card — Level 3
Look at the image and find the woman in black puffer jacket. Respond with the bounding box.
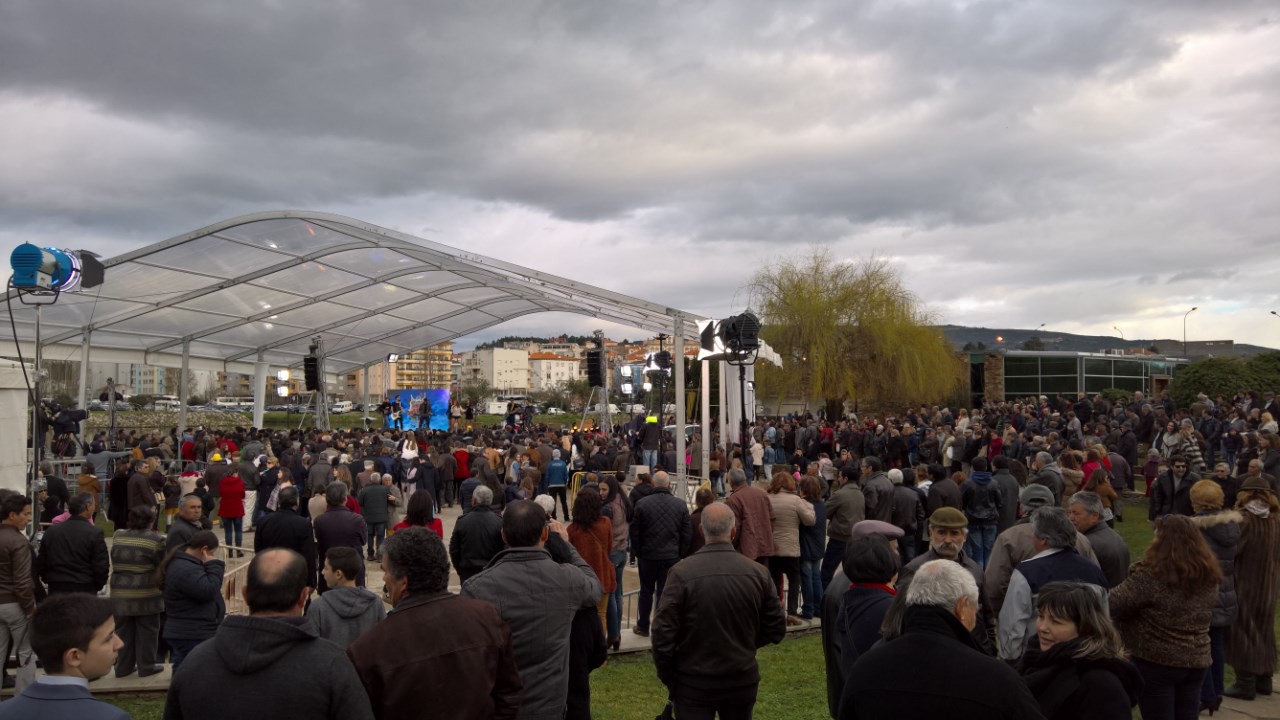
[1190,479,1241,714]
[1020,582,1142,720]
[159,530,225,671]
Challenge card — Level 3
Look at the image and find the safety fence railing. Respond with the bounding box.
[218,545,256,616]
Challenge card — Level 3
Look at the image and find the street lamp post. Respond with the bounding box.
[1113,326,1124,340]
[1183,307,1198,357]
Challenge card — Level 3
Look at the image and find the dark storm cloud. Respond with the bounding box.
[0,0,1277,346]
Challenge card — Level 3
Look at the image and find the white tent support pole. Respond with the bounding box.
[177,339,190,441]
[252,353,267,430]
[718,360,729,457]
[700,359,710,483]
[77,331,91,449]
[673,317,687,501]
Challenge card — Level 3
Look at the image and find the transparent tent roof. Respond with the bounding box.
[1,211,702,376]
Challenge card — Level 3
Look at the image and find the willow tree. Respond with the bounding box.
[750,248,960,413]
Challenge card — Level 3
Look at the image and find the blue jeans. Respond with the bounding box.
[221,516,243,552]
[636,557,676,633]
[1201,626,1226,702]
[964,523,996,570]
[607,550,627,639]
[642,449,658,471]
[800,558,823,617]
[366,522,386,557]
[166,637,205,672]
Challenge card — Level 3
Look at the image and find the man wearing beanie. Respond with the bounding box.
[545,448,570,520]
[985,484,1099,614]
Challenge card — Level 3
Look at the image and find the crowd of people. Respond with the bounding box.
[0,386,1278,719]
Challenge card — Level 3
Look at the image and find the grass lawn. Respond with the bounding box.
[102,495,1274,719]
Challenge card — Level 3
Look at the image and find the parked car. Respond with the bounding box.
[545,407,565,415]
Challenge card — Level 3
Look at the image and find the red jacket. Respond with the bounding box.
[218,475,245,518]
[345,496,362,516]
[392,518,443,538]
[453,450,470,480]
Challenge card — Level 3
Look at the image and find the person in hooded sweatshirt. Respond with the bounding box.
[164,548,373,720]
[306,547,386,648]
[960,457,1002,570]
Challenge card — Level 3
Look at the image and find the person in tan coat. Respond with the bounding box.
[767,473,816,622]
[725,469,775,565]
[984,484,1098,614]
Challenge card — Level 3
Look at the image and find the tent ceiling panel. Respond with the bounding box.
[198,322,297,350]
[216,219,359,256]
[266,301,366,331]
[248,262,365,297]
[109,307,235,337]
[326,312,418,340]
[383,296,465,322]
[317,248,434,278]
[0,212,703,375]
[325,282,418,311]
[174,286,306,316]
[385,270,472,294]
[138,236,287,279]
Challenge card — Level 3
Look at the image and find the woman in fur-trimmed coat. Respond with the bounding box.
[1190,480,1241,710]
[1225,476,1280,700]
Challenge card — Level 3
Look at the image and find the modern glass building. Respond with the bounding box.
[977,351,1187,402]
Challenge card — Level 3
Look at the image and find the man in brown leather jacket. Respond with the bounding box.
[652,502,787,719]
[349,528,522,720]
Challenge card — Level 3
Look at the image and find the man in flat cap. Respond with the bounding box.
[895,507,994,655]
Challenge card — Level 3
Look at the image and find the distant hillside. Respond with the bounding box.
[939,325,1277,356]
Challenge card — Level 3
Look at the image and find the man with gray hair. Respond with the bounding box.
[1067,491,1129,588]
[312,482,368,593]
[1031,451,1064,505]
[724,467,775,564]
[838,559,1044,719]
[997,507,1109,663]
[653,503,786,719]
[166,494,206,551]
[985,484,1098,614]
[449,484,504,583]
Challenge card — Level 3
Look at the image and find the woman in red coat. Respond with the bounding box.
[218,472,245,557]
[567,487,615,634]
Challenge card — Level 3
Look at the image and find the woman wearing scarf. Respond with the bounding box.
[1224,474,1280,700]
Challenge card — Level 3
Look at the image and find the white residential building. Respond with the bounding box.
[458,347,530,395]
[529,353,582,391]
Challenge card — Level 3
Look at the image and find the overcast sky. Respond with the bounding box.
[2,0,1277,352]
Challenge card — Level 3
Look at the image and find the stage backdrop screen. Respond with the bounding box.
[383,388,450,431]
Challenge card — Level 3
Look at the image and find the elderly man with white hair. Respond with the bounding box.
[838,559,1045,720]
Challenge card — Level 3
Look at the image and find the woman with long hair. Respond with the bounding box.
[1188,480,1241,712]
[159,530,224,671]
[567,488,615,636]
[1110,514,1222,719]
[767,472,816,624]
[1224,475,1280,701]
[1082,468,1119,526]
[1057,451,1084,509]
[599,475,630,651]
[110,505,166,678]
[391,490,442,538]
[1021,582,1141,719]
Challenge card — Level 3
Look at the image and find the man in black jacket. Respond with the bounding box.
[1149,455,1199,521]
[164,549,374,720]
[253,488,317,590]
[653,503,786,719]
[629,472,691,637]
[839,559,1045,720]
[449,486,505,583]
[37,493,108,595]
